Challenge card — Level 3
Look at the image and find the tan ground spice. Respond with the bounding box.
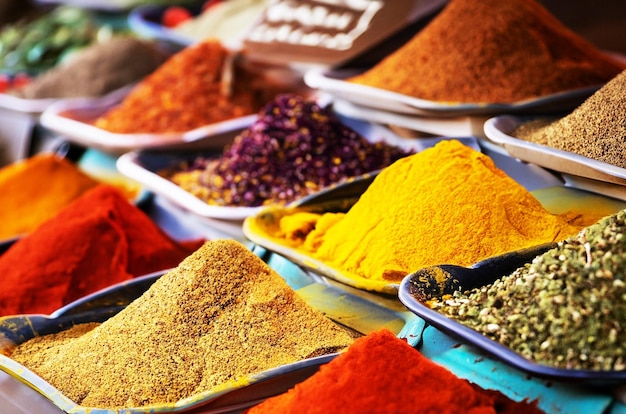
[349,0,625,104]
[10,240,353,409]
[513,69,626,168]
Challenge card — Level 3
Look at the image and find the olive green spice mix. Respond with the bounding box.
[431,210,626,371]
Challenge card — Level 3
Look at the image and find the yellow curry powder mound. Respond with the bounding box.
[0,153,100,239]
[10,240,353,409]
[274,140,587,282]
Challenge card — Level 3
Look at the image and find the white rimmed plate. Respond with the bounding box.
[483,115,626,199]
[0,85,134,115]
[39,92,257,154]
[116,150,262,221]
[305,69,600,117]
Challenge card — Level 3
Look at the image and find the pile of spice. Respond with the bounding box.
[262,140,596,283]
[166,94,411,207]
[0,184,204,316]
[431,209,626,371]
[94,39,268,134]
[513,69,626,168]
[11,37,169,100]
[246,328,543,414]
[9,239,354,408]
[0,153,100,240]
[348,0,625,103]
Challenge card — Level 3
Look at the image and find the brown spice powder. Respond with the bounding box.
[513,69,626,168]
[10,240,353,409]
[349,0,625,104]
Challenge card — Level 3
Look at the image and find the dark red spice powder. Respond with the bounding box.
[0,184,204,316]
[246,329,544,414]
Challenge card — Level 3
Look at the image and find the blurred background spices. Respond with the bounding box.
[167,94,412,207]
[11,36,169,100]
[94,39,274,134]
[246,328,544,414]
[10,240,353,408]
[348,0,625,103]
[0,184,204,316]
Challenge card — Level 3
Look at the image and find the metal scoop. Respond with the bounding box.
[406,242,557,303]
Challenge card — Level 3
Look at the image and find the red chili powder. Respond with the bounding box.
[94,39,261,134]
[349,0,625,104]
[0,184,204,316]
[246,329,544,414]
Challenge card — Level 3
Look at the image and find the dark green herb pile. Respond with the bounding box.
[433,209,626,371]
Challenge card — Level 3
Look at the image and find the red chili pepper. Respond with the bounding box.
[162,6,192,28]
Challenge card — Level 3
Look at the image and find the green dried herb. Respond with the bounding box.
[433,210,626,371]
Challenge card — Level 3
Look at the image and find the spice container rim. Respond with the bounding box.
[397,255,626,385]
[128,4,198,48]
[40,94,258,155]
[243,206,400,295]
[0,83,135,115]
[304,68,602,117]
[0,349,339,414]
[484,115,626,191]
[116,150,263,220]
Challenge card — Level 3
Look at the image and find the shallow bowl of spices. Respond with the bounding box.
[397,242,626,385]
[39,92,257,155]
[116,149,264,221]
[484,115,626,194]
[304,69,602,118]
[0,245,423,413]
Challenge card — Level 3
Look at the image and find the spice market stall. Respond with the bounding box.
[1,0,626,413]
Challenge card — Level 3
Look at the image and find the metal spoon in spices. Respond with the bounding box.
[406,242,557,303]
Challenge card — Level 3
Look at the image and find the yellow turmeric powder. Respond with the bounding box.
[269,140,587,283]
[0,153,100,240]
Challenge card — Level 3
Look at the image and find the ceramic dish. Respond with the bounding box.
[0,248,422,413]
[116,149,262,221]
[305,69,600,117]
[332,98,490,138]
[0,84,134,115]
[128,5,197,47]
[39,92,256,154]
[483,115,626,191]
[397,247,626,384]
[34,0,153,11]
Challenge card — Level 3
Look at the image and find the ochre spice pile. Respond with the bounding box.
[10,239,353,409]
[513,69,626,168]
[348,0,625,103]
[94,39,266,134]
[246,329,544,414]
[0,184,204,316]
[261,140,599,283]
[167,94,411,207]
[0,153,100,240]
